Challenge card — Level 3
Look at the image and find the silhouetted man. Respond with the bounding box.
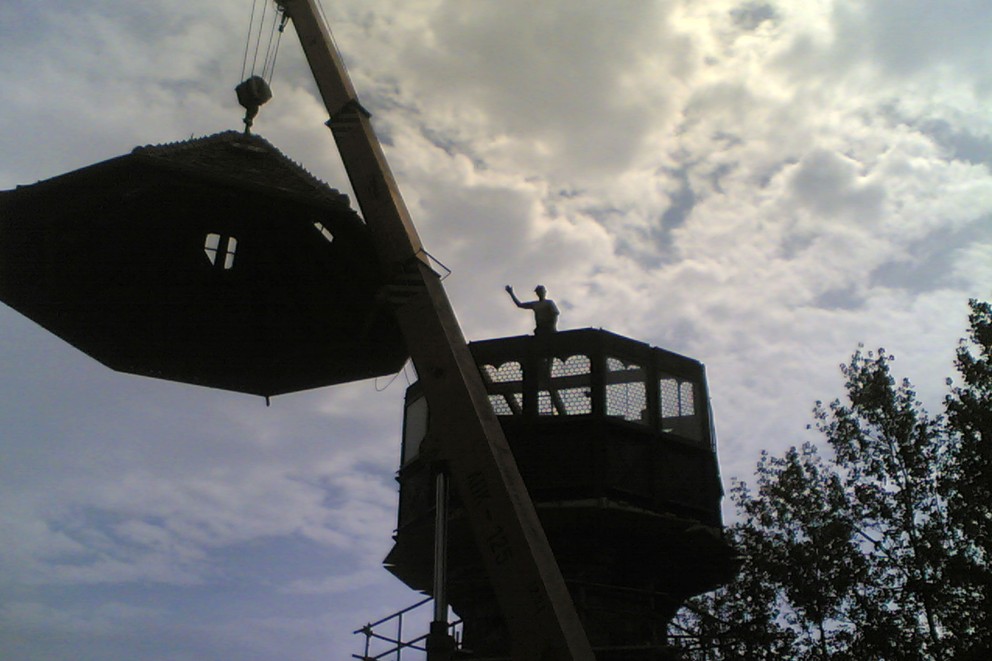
[506,284,559,336]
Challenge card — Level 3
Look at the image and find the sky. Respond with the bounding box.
[1,0,990,659]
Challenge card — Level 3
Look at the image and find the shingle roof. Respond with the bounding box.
[131,130,352,208]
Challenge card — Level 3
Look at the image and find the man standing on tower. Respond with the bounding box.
[506,284,560,336]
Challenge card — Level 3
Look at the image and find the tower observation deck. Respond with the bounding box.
[386,328,737,659]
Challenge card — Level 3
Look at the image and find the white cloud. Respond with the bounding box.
[2,0,991,658]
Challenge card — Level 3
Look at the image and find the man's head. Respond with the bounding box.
[534,285,547,299]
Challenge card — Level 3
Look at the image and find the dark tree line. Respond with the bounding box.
[670,299,992,660]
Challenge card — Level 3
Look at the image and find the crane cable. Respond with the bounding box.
[239,0,258,82]
[262,7,289,83]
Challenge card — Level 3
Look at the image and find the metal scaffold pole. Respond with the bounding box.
[427,470,455,660]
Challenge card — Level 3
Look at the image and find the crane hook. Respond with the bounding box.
[235,75,273,135]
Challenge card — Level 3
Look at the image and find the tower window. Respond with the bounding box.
[606,357,647,423]
[204,233,238,270]
[313,222,335,243]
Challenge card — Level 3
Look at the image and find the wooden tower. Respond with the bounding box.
[386,329,737,658]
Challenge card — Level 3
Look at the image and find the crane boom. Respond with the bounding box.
[274,1,594,658]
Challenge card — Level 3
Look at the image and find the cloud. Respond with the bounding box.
[281,567,383,595]
[389,1,691,180]
[787,148,886,220]
[833,0,992,85]
[2,0,991,658]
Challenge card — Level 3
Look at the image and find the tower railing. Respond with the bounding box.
[467,329,714,450]
[353,597,463,660]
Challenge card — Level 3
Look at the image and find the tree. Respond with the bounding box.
[670,523,795,660]
[673,299,992,659]
[942,299,992,658]
[814,347,951,659]
[740,445,866,659]
[672,445,865,660]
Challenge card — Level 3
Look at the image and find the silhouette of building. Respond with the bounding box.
[387,329,737,659]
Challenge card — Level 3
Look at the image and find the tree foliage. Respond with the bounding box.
[672,299,992,659]
[942,299,992,658]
